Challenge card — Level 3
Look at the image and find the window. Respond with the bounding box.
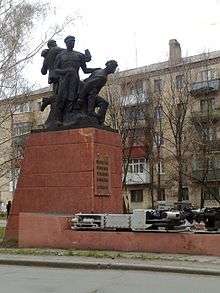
[122,80,146,104]
[130,190,143,202]
[13,122,32,136]
[128,158,145,174]
[182,187,189,200]
[154,105,163,120]
[203,187,219,200]
[14,102,31,114]
[154,79,163,93]
[131,80,144,96]
[200,98,215,112]
[200,69,216,81]
[155,132,164,146]
[202,127,216,141]
[176,75,183,90]
[157,188,165,201]
[208,159,215,170]
[156,160,165,174]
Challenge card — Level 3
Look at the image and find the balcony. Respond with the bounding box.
[192,169,220,182]
[191,109,220,122]
[210,140,220,152]
[125,171,150,185]
[122,93,148,106]
[191,79,220,96]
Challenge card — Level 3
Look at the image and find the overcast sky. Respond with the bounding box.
[28,0,220,88]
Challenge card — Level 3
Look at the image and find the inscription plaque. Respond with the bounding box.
[95,155,110,196]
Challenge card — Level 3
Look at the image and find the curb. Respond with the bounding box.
[0,259,220,276]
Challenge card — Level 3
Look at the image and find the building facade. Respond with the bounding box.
[108,39,220,210]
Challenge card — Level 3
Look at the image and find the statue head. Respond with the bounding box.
[41,49,48,58]
[64,35,75,50]
[47,39,57,49]
[105,60,118,74]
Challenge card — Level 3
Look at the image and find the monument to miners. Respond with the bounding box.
[40,35,118,128]
[5,35,123,241]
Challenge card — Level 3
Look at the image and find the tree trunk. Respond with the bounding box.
[178,167,183,202]
[150,159,154,208]
[157,162,161,201]
[200,186,205,209]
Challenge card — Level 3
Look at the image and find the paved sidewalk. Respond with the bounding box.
[0,252,220,276]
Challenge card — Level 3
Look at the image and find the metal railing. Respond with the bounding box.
[191,79,220,95]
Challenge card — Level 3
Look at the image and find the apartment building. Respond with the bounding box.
[0,87,50,204]
[112,39,220,210]
[1,39,220,211]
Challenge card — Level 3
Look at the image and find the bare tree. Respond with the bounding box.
[0,0,75,200]
[105,75,148,211]
[0,0,75,100]
[190,55,220,207]
[153,55,220,207]
[142,62,197,205]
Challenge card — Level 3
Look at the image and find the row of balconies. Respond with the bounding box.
[123,78,220,103]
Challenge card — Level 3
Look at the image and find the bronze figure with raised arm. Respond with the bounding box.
[53,35,99,123]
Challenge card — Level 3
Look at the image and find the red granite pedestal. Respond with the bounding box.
[5,128,123,241]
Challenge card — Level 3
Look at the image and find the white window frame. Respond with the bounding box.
[128,158,146,174]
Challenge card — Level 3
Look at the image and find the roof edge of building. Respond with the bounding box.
[117,50,220,78]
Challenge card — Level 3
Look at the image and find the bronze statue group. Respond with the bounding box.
[41,35,118,128]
